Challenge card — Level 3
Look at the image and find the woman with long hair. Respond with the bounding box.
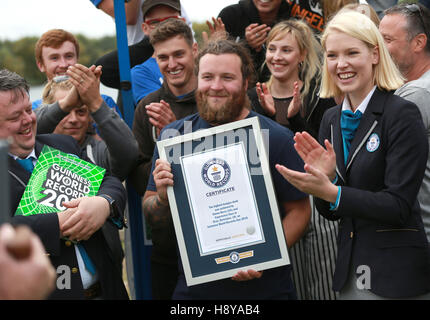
[249,19,339,300]
[249,19,336,138]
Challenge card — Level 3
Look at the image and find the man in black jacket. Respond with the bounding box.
[0,68,128,300]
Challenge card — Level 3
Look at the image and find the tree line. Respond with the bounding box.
[0,22,210,86]
[0,35,117,86]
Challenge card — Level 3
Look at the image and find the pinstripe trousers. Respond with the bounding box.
[289,196,339,300]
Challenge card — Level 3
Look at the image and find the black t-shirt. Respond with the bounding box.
[95,36,154,89]
[286,0,325,33]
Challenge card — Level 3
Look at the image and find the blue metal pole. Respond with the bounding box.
[113,0,152,300]
[0,140,9,225]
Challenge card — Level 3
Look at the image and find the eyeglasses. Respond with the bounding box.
[144,15,185,27]
[405,4,429,38]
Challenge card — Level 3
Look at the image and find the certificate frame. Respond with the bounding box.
[157,116,290,286]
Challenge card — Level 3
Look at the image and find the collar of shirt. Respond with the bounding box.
[9,149,37,163]
[342,86,377,114]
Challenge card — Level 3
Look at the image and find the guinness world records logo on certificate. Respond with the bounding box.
[201,158,231,188]
[157,117,290,286]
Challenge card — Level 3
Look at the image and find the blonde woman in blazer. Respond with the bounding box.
[276,11,430,299]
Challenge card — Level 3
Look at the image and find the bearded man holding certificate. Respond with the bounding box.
[143,39,311,300]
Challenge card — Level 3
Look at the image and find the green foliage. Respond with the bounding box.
[192,21,210,48]
[0,34,116,86]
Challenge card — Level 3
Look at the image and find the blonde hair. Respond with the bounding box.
[42,79,73,104]
[323,0,358,21]
[339,3,380,26]
[265,19,323,104]
[320,11,404,98]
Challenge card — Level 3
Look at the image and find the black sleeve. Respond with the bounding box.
[128,97,156,195]
[289,97,336,138]
[288,113,312,135]
[313,110,341,221]
[12,213,62,255]
[247,87,275,119]
[95,38,154,89]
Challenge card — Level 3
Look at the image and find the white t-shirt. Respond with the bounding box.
[126,0,145,45]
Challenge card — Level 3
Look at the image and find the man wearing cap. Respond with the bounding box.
[130,0,184,105]
[94,0,194,91]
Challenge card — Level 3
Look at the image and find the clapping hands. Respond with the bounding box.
[276,132,338,203]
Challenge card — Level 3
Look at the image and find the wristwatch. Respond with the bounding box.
[98,193,116,219]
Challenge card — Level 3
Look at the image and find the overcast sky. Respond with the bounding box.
[0,0,237,41]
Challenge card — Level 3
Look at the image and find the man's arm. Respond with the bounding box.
[95,37,154,89]
[11,213,62,256]
[395,85,430,135]
[129,97,159,195]
[142,159,173,229]
[35,102,68,134]
[52,132,127,238]
[281,197,311,248]
[35,85,81,134]
[0,224,56,300]
[142,190,171,229]
[94,0,141,24]
[90,101,139,181]
[61,174,127,241]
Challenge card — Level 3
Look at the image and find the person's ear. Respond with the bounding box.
[412,33,428,53]
[372,46,380,65]
[142,22,151,36]
[192,42,198,58]
[36,61,46,73]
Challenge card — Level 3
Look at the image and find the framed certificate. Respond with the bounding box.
[157,116,290,286]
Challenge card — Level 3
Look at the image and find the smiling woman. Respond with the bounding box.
[276,10,430,300]
[320,11,403,100]
[250,19,335,137]
[248,18,338,301]
[324,31,379,108]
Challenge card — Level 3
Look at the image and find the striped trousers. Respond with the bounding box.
[289,196,339,300]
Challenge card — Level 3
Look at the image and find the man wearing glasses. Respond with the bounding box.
[130,0,185,105]
[93,0,194,92]
[379,3,430,242]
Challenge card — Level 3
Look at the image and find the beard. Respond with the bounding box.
[196,86,250,126]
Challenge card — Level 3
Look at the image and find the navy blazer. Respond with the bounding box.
[9,134,128,300]
[315,88,430,298]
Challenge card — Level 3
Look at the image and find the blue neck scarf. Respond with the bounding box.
[340,109,362,165]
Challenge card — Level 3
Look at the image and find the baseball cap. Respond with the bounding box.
[141,0,181,19]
